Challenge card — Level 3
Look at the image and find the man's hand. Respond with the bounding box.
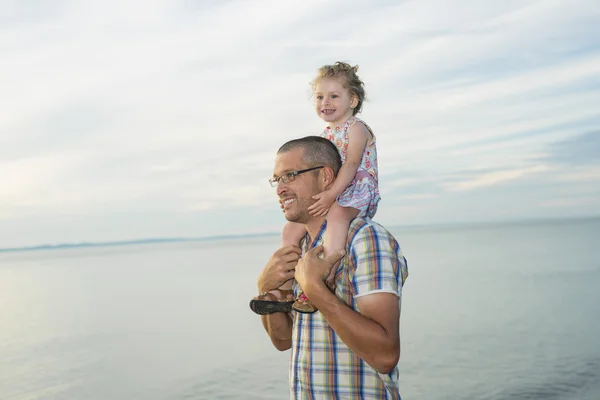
[258,245,302,292]
[308,190,337,217]
[294,245,346,294]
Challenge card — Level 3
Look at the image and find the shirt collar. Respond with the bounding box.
[304,220,328,250]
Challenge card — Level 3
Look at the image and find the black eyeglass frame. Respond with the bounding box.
[269,166,324,187]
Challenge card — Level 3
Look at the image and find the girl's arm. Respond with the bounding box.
[308,121,372,217]
[327,121,371,197]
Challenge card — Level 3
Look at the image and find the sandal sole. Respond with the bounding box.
[249,300,294,315]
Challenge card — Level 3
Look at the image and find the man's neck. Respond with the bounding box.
[305,217,327,245]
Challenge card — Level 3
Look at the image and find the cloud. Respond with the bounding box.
[542,197,600,208]
[543,131,600,166]
[443,166,551,192]
[1,0,599,247]
[552,166,600,184]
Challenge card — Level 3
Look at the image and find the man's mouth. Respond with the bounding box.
[282,198,295,209]
[321,109,336,115]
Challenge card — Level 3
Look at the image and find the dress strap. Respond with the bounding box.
[346,116,357,128]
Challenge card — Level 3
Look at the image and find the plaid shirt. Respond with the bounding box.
[290,218,409,399]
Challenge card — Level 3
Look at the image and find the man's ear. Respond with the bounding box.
[322,166,336,189]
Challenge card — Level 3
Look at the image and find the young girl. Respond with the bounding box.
[249,61,381,315]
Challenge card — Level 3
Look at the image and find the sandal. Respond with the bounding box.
[249,289,295,315]
[292,281,338,314]
[292,291,318,314]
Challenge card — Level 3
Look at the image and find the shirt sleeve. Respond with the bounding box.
[350,224,407,299]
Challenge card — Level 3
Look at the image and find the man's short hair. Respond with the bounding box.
[277,136,342,176]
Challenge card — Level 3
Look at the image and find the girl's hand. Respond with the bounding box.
[308,190,336,217]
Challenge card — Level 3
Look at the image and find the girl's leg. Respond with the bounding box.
[323,202,359,287]
[277,221,306,290]
[292,203,359,314]
[281,221,307,246]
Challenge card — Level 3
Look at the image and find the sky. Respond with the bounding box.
[1,0,599,248]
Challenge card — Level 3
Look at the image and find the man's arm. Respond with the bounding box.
[255,245,301,351]
[303,282,400,373]
[295,232,405,374]
[261,312,293,351]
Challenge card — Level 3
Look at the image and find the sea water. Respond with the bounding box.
[1,217,598,399]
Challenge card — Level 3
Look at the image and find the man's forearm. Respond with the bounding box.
[261,313,293,351]
[307,284,399,373]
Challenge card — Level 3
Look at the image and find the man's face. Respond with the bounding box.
[273,148,323,224]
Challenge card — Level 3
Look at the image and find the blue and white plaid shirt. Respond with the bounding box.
[290,218,409,399]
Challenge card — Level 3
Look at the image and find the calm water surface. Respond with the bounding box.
[1,218,598,399]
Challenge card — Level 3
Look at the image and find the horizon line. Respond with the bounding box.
[1,214,598,254]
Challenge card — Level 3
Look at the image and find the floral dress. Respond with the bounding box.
[320,116,381,219]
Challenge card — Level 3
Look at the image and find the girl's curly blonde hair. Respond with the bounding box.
[311,61,366,115]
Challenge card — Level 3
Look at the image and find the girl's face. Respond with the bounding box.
[313,77,357,127]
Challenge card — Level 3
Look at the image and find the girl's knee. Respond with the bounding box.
[329,203,359,220]
[282,222,296,236]
[282,222,306,245]
[328,202,345,217]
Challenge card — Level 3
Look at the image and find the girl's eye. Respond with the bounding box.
[331,95,338,98]
[316,96,323,100]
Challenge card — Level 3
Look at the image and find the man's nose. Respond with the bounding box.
[276,183,287,197]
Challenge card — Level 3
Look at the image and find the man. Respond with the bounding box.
[254,136,408,399]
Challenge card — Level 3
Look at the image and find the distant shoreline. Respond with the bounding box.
[0,232,280,254]
[1,215,598,254]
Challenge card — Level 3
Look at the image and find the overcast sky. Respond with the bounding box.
[1,0,599,248]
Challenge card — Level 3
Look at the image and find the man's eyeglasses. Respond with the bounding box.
[269,166,324,187]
